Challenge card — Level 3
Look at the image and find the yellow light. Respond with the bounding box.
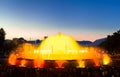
[8,33,111,68]
[103,54,111,65]
[37,33,81,60]
[77,60,85,68]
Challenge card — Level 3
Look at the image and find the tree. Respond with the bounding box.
[0,28,6,51]
[100,29,120,54]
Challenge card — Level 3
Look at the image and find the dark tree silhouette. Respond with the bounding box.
[0,28,6,51]
[100,29,120,54]
[36,39,41,44]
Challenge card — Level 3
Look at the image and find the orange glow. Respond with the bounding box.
[16,43,36,59]
[8,33,111,68]
[103,54,111,65]
[55,60,66,68]
[77,60,85,68]
[8,53,17,65]
[34,58,44,68]
[19,60,27,67]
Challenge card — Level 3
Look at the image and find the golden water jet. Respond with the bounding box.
[8,33,111,68]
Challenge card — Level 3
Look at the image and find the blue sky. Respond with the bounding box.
[0,0,120,41]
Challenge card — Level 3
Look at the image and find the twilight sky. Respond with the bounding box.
[0,0,120,41]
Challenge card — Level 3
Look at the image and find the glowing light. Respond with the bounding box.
[55,60,66,68]
[103,54,111,65]
[12,43,35,59]
[77,60,85,68]
[34,58,44,68]
[19,60,27,67]
[8,33,111,68]
[38,33,81,60]
[8,53,17,65]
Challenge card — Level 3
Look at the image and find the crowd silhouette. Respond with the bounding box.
[0,60,120,77]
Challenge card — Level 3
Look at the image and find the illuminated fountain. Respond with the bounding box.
[37,33,81,60]
[8,33,111,68]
